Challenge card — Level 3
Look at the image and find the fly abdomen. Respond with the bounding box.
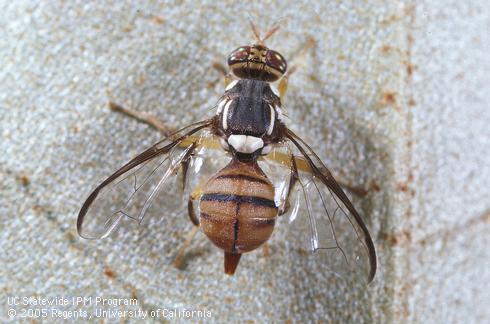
[199,159,278,255]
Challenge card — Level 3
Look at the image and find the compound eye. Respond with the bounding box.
[265,50,287,76]
[227,45,287,82]
[227,46,251,66]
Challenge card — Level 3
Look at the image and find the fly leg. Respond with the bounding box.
[266,152,369,200]
[172,183,204,269]
[277,36,316,98]
[109,101,175,136]
[262,243,270,257]
[278,154,300,216]
[172,225,199,269]
[109,101,222,152]
[212,61,233,88]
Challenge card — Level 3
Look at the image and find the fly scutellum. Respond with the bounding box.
[78,23,377,283]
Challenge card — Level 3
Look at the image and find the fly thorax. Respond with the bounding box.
[215,80,281,155]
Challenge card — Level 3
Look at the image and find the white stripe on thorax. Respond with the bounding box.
[222,99,232,130]
[267,105,275,135]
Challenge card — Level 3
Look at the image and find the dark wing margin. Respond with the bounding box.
[285,128,377,283]
[77,119,213,239]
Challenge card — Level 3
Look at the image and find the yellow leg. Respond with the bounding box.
[187,181,205,226]
[224,74,233,88]
[172,226,199,269]
[278,75,289,99]
[109,101,221,151]
[109,102,175,136]
[277,36,316,99]
[172,181,206,269]
[189,181,205,200]
[212,61,233,88]
[263,150,369,198]
[262,243,270,257]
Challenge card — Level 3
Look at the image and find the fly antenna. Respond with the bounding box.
[249,20,263,44]
[249,20,281,45]
[261,24,280,43]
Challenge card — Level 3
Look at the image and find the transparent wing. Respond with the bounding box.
[262,129,377,284]
[77,120,212,239]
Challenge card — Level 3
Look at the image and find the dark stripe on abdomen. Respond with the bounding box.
[232,217,239,253]
[201,193,276,208]
[215,174,269,185]
[249,218,276,228]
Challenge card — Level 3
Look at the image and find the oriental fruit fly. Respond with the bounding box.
[77,23,377,283]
